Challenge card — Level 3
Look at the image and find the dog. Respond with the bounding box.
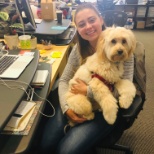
[65,27,137,126]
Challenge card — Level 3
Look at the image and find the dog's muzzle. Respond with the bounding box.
[117,50,123,55]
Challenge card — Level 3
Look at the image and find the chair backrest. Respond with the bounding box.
[133,41,146,99]
[101,10,128,27]
[122,41,146,129]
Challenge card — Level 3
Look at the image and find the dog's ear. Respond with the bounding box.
[96,32,108,61]
[127,29,137,57]
[104,27,114,34]
[112,25,116,28]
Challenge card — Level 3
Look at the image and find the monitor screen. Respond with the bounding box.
[15,0,36,31]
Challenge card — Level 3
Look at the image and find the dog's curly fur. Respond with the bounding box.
[65,27,137,126]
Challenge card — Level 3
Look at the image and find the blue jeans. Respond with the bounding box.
[40,104,119,154]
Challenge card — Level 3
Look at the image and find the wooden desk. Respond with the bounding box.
[37,44,71,92]
[0,39,71,92]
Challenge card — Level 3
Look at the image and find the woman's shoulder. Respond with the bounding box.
[71,44,78,54]
[69,44,82,63]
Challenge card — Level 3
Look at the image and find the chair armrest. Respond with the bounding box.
[120,95,144,119]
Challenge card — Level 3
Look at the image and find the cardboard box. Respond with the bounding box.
[41,0,56,20]
[136,21,145,29]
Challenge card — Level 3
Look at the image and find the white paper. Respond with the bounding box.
[32,70,49,85]
[6,101,36,129]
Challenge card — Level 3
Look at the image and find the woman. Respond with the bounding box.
[40,2,134,154]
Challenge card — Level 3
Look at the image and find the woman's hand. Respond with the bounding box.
[67,79,88,124]
[71,79,87,95]
[66,109,87,124]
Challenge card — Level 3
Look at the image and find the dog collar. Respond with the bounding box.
[91,73,114,92]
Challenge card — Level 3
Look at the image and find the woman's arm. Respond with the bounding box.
[58,45,81,113]
[58,45,89,123]
[122,54,134,81]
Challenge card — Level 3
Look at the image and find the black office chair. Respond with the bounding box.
[96,41,146,154]
[101,10,128,27]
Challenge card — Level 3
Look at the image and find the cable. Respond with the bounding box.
[0,43,8,57]
[0,49,9,57]
[0,78,55,118]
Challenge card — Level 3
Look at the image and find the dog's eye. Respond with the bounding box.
[122,39,126,44]
[111,39,116,44]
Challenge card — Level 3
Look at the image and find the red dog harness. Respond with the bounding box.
[91,73,114,92]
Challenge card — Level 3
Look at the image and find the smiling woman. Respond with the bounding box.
[74,2,105,61]
[39,2,135,154]
[75,8,103,50]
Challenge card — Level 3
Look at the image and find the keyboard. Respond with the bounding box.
[0,56,18,75]
[0,55,34,79]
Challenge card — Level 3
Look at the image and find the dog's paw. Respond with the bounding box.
[100,96,118,124]
[119,94,134,109]
[103,104,118,125]
[69,79,78,85]
[67,95,93,115]
[83,112,95,120]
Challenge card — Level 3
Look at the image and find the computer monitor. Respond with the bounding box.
[15,0,36,31]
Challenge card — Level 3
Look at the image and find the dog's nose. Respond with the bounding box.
[117,50,123,55]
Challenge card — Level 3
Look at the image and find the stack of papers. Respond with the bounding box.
[4,101,36,132]
[31,70,49,87]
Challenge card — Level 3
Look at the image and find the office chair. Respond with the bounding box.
[97,0,115,12]
[95,41,146,154]
[101,10,128,27]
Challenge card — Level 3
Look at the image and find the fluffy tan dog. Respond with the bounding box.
[66,27,137,126]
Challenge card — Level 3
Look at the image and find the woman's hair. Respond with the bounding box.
[74,2,105,63]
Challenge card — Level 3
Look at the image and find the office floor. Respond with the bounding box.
[97,30,154,154]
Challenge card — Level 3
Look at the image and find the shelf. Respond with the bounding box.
[114,4,154,29]
[115,4,147,6]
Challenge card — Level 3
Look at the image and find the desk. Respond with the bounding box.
[37,44,71,92]
[0,62,51,154]
[0,39,71,92]
[0,41,72,154]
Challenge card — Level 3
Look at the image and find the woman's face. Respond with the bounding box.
[75,8,103,47]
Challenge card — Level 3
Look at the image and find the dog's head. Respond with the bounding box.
[97,27,136,62]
